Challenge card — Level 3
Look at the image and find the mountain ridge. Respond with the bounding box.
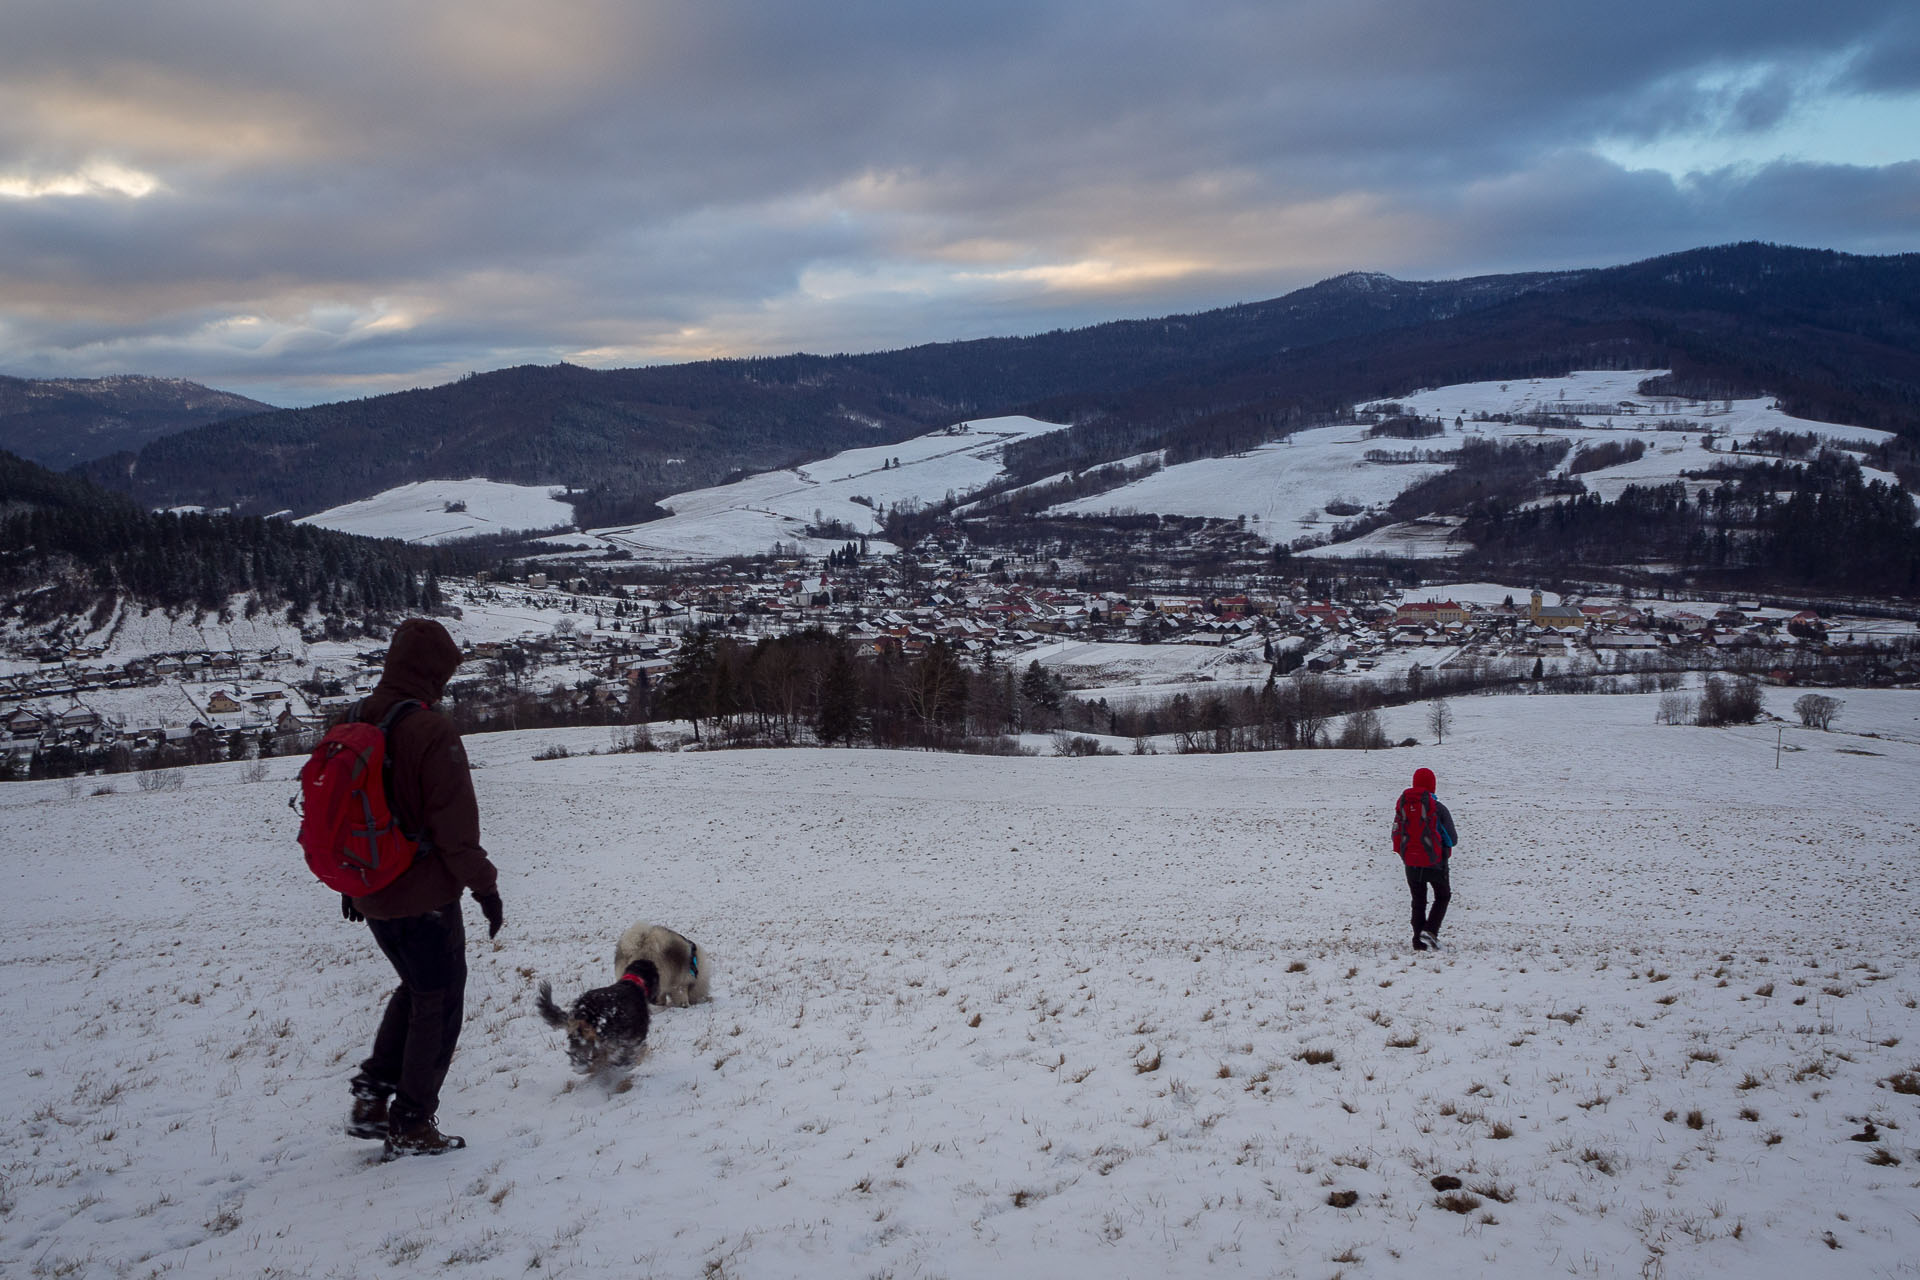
[0,374,274,470]
[71,243,1920,522]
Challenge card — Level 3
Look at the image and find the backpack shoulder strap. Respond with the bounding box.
[374,700,429,845]
[376,699,424,733]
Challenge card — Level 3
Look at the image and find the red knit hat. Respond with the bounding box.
[1412,767,1436,792]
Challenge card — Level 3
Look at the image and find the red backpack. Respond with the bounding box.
[1393,787,1443,867]
[297,701,426,895]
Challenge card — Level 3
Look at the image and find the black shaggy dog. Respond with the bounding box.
[535,959,660,1075]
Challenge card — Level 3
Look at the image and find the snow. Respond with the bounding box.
[565,416,1071,563]
[1297,517,1468,560]
[1054,371,1904,548]
[954,451,1167,516]
[299,479,576,544]
[1027,638,1270,687]
[1382,370,1892,448]
[1393,582,1555,609]
[6,689,1920,1278]
[1051,422,1451,545]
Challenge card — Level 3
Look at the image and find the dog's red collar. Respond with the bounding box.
[620,972,651,998]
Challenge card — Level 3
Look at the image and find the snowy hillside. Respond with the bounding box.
[554,415,1070,562]
[5,690,1920,1278]
[1054,370,1899,552]
[298,479,576,544]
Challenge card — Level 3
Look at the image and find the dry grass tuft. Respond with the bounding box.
[1435,1191,1483,1214]
[1326,1189,1359,1208]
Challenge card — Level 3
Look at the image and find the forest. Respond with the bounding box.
[0,450,489,626]
[1462,453,1920,594]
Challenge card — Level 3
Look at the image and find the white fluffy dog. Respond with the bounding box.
[612,923,711,1007]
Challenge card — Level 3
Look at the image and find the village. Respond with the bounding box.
[6,528,1916,775]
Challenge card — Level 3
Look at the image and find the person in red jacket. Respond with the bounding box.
[1392,766,1456,952]
[342,618,504,1159]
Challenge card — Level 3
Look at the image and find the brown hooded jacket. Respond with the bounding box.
[347,619,499,919]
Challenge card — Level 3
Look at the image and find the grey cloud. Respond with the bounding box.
[1730,70,1801,134]
[2,0,1916,402]
[1839,11,1920,92]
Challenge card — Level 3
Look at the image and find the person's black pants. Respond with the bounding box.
[1406,863,1451,938]
[353,902,467,1125]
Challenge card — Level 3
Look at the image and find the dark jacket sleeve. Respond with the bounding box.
[353,702,498,917]
[410,718,498,896]
[1435,800,1457,851]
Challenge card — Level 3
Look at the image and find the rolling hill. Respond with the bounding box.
[0,374,273,469]
[64,244,1920,556]
[1001,243,1920,485]
[71,267,1569,519]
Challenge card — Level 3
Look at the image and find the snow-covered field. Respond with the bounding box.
[299,480,577,544]
[1027,638,1271,687]
[1051,423,1451,545]
[557,415,1070,562]
[6,691,1920,1279]
[1394,582,1555,609]
[270,374,1907,565]
[1297,517,1468,560]
[1054,371,1900,547]
[1386,370,1891,451]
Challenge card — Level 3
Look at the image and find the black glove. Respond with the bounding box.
[340,894,363,923]
[475,891,504,939]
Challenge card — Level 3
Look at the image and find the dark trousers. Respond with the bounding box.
[354,902,467,1125]
[1406,863,1451,938]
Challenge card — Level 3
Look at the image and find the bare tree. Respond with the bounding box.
[1427,697,1454,745]
[1334,709,1387,750]
[1793,693,1842,731]
[1295,675,1330,747]
[1656,693,1693,725]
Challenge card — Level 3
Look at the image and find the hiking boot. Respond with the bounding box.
[382,1116,467,1161]
[1420,931,1442,952]
[1412,933,1429,952]
[346,1092,389,1140]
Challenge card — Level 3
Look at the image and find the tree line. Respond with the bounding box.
[0,448,489,625]
[1464,453,1920,594]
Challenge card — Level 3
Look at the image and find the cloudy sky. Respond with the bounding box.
[3,1,1917,405]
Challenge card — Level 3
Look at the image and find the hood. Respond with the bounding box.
[1412,767,1436,793]
[375,618,462,704]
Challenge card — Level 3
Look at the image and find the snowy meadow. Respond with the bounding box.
[3,691,1919,1278]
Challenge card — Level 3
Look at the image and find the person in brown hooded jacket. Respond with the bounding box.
[343,618,503,1159]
